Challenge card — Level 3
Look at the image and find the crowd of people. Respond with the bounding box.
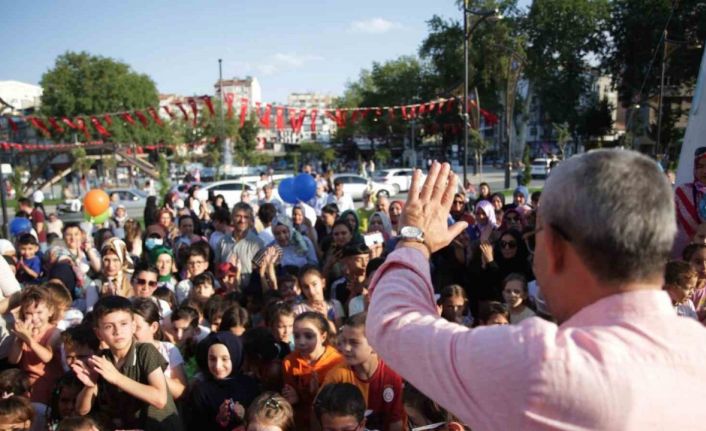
[1,148,704,430]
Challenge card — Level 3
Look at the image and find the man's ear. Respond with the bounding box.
[544,226,567,276]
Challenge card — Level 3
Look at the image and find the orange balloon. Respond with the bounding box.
[83,189,110,217]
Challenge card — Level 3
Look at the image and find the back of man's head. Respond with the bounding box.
[539,149,675,284]
[258,203,277,225]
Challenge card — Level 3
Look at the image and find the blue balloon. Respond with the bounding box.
[278,178,298,204]
[9,217,32,237]
[294,173,317,202]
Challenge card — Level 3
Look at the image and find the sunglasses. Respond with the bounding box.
[500,240,518,249]
[135,278,158,287]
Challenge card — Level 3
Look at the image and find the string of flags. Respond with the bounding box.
[0,95,499,144]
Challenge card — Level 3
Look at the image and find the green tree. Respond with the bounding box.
[524,0,610,133]
[71,147,94,177]
[553,122,571,159]
[39,51,164,146]
[521,144,532,186]
[157,153,170,195]
[577,97,613,149]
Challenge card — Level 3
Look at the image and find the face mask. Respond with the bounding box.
[145,237,163,250]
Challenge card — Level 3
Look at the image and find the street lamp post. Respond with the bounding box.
[462,1,501,186]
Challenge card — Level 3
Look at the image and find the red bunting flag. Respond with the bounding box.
[325,109,345,128]
[175,102,189,121]
[90,116,110,137]
[147,107,163,126]
[225,93,235,118]
[375,108,383,117]
[401,106,407,120]
[28,117,51,137]
[437,100,445,113]
[187,98,198,125]
[260,104,272,128]
[75,117,91,140]
[162,106,175,120]
[103,114,113,126]
[428,101,436,113]
[360,108,370,119]
[6,117,18,132]
[446,98,455,113]
[418,103,427,117]
[288,108,297,130]
[134,110,150,127]
[120,112,136,125]
[62,117,77,129]
[48,117,64,134]
[310,109,318,132]
[294,109,306,133]
[239,98,248,128]
[201,96,215,117]
[275,107,284,130]
[408,105,417,119]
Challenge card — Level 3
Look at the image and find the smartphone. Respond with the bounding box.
[364,232,384,247]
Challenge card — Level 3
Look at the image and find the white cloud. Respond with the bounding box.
[273,53,324,67]
[349,17,402,34]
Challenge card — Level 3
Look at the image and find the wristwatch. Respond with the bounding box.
[399,226,432,255]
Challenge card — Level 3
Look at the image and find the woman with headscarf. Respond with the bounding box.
[367,211,392,241]
[508,186,532,217]
[499,208,525,233]
[675,147,706,257]
[470,200,499,243]
[388,200,405,236]
[84,237,134,312]
[143,196,159,227]
[271,217,318,268]
[185,331,260,431]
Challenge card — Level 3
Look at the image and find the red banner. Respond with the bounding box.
[75,117,91,140]
[28,117,50,137]
[62,117,77,129]
[225,93,235,119]
[310,109,318,132]
[6,117,18,132]
[187,98,198,125]
[147,107,163,126]
[261,104,272,128]
[120,112,136,125]
[163,106,175,120]
[201,96,215,117]
[175,102,189,121]
[48,117,64,134]
[275,107,284,130]
[240,98,248,128]
[90,116,110,137]
[103,113,113,126]
[134,110,150,127]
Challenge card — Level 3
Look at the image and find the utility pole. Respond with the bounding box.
[218,59,231,177]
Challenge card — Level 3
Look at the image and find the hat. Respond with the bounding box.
[0,239,15,256]
[149,245,174,265]
[341,242,371,258]
[146,224,168,239]
[216,262,238,278]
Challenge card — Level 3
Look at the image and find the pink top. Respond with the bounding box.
[367,247,706,430]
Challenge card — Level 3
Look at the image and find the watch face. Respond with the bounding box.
[401,226,422,238]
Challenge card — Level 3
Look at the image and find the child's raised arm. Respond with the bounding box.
[88,355,168,409]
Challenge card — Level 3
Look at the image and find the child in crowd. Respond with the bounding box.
[501,273,536,324]
[16,233,42,284]
[151,245,178,291]
[683,243,706,321]
[132,298,188,400]
[56,416,101,431]
[216,262,241,295]
[185,331,260,430]
[322,313,405,431]
[191,272,217,304]
[72,295,183,431]
[294,266,344,328]
[0,368,41,430]
[46,372,83,429]
[282,312,344,431]
[313,383,367,431]
[9,286,63,407]
[348,258,384,318]
[60,325,99,372]
[0,395,34,431]
[219,304,249,336]
[663,261,699,319]
[44,281,78,330]
[175,246,211,304]
[164,305,210,379]
[438,285,472,327]
[204,296,229,332]
[246,392,295,431]
[264,301,295,359]
[475,301,510,326]
[154,287,178,311]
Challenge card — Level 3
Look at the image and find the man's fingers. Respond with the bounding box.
[408,168,424,204]
[420,161,441,202]
[438,165,456,208]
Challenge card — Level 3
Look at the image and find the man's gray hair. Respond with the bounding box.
[538,149,675,283]
[232,202,254,217]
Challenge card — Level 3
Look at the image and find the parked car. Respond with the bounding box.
[373,168,423,194]
[199,180,257,208]
[104,188,149,209]
[530,158,551,179]
[332,174,396,200]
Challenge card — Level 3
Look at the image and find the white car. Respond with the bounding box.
[199,180,257,208]
[530,158,551,178]
[373,168,422,194]
[332,174,396,200]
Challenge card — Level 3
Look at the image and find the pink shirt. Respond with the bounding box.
[367,247,706,430]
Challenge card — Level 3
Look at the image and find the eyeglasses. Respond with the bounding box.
[135,278,158,287]
[500,240,517,249]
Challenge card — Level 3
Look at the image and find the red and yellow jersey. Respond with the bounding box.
[322,359,405,431]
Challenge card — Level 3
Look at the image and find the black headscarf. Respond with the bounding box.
[196,331,244,379]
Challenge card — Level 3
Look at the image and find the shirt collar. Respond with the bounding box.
[561,289,674,328]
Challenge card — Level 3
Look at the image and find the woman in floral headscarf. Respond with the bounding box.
[271,217,318,268]
[84,237,134,311]
[675,147,706,257]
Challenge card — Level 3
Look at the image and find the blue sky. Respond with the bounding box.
[0,0,531,104]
